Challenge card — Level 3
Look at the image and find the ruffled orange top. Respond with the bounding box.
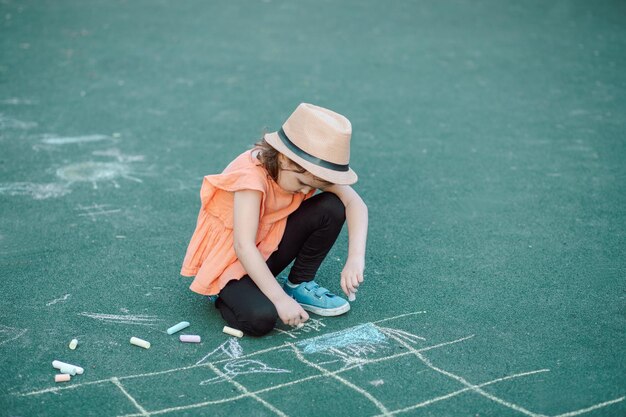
[181,149,312,295]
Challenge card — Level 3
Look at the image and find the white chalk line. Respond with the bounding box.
[18,332,472,398]
[385,333,625,417]
[111,377,149,417]
[552,397,626,417]
[116,335,539,417]
[289,343,391,416]
[387,331,544,417]
[46,293,71,306]
[0,328,28,347]
[373,311,426,324]
[206,362,288,417]
[79,313,162,327]
[372,369,551,416]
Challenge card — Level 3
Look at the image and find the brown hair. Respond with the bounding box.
[253,137,333,188]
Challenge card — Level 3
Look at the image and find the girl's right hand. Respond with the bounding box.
[275,296,309,327]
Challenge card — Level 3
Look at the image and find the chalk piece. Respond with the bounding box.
[52,360,84,375]
[55,374,71,383]
[59,365,76,375]
[223,326,243,338]
[296,323,305,329]
[348,292,356,302]
[167,321,190,335]
[130,336,150,349]
[179,334,201,343]
[69,338,78,350]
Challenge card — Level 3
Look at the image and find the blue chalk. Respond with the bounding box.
[167,321,190,335]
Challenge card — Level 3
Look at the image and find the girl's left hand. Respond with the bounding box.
[341,256,365,297]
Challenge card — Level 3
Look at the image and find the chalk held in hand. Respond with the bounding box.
[167,321,190,335]
[179,335,201,343]
[52,360,84,375]
[69,338,78,350]
[223,326,243,338]
[296,323,305,329]
[348,292,356,302]
[55,374,71,383]
[130,337,150,349]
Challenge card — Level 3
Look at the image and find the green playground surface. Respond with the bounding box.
[1,1,625,416]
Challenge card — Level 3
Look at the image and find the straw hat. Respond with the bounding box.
[264,103,358,185]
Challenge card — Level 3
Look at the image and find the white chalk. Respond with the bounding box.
[59,365,77,375]
[69,338,78,350]
[167,321,190,335]
[55,374,71,383]
[296,323,305,329]
[223,326,243,338]
[348,292,356,302]
[52,360,84,375]
[130,336,150,349]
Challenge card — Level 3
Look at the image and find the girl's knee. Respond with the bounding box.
[318,192,346,223]
[241,305,278,337]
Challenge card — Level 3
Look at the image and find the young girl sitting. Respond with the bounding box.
[180,103,368,337]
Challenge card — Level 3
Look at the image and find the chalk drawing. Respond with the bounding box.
[79,312,162,326]
[273,317,326,339]
[0,325,28,347]
[200,359,290,385]
[0,98,36,105]
[75,204,122,221]
[92,148,145,163]
[45,293,71,306]
[56,161,143,189]
[0,113,37,130]
[296,323,387,354]
[41,134,111,145]
[196,338,243,365]
[13,311,625,417]
[0,182,71,200]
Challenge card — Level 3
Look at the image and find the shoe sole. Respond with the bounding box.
[299,302,351,317]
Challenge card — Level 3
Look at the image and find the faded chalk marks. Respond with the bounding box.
[75,204,122,221]
[0,182,71,200]
[0,325,28,347]
[41,134,110,145]
[0,98,36,105]
[296,323,387,354]
[56,161,142,189]
[0,113,37,130]
[79,312,162,326]
[46,293,71,306]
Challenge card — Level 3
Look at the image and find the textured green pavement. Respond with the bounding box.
[1,1,625,416]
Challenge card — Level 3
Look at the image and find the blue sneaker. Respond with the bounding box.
[283,280,350,316]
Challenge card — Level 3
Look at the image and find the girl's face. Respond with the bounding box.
[277,155,327,194]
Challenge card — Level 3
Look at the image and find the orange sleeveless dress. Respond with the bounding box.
[181,150,312,295]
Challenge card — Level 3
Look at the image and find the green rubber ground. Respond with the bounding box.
[1,1,625,416]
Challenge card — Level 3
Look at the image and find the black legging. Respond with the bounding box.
[215,192,346,336]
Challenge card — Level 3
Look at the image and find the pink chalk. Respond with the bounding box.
[179,334,201,343]
[55,374,71,383]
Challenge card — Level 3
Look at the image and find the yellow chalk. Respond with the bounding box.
[222,326,243,338]
[130,336,150,349]
[69,338,78,350]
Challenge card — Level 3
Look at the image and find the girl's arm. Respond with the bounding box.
[323,184,369,297]
[233,189,309,326]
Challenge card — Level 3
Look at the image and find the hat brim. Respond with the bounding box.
[264,131,358,186]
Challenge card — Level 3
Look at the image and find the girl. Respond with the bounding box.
[181,103,368,337]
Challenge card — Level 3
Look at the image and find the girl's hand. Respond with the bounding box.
[275,295,309,327]
[341,256,365,297]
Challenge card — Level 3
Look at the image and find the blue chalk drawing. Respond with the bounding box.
[297,323,386,354]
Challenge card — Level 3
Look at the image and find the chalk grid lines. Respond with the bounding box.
[15,312,625,417]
